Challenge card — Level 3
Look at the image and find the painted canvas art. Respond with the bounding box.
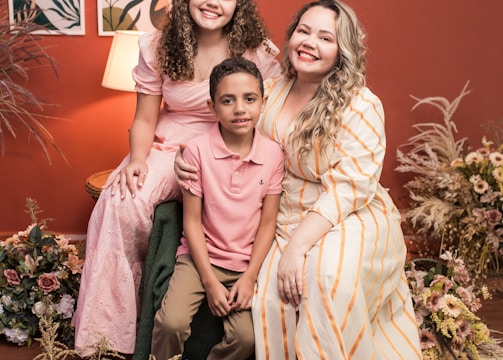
[8,0,85,35]
[98,0,169,36]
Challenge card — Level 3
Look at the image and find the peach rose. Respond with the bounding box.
[4,269,21,286]
[37,273,60,293]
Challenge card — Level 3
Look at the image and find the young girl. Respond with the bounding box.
[73,0,281,355]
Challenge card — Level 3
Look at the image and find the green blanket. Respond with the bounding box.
[133,201,223,360]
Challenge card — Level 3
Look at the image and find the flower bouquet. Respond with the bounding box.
[0,198,84,346]
[396,81,503,281]
[406,251,503,359]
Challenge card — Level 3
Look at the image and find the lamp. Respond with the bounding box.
[102,30,145,92]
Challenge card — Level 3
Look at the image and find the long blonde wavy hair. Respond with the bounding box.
[284,0,367,160]
[156,0,272,81]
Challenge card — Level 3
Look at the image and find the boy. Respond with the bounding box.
[151,57,284,360]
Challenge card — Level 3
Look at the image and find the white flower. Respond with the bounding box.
[1,295,12,307]
[0,303,4,315]
[441,294,463,318]
[489,151,503,166]
[469,174,482,183]
[493,167,503,182]
[465,152,484,165]
[24,254,43,275]
[32,301,48,318]
[56,294,75,319]
[3,328,29,344]
[473,179,489,194]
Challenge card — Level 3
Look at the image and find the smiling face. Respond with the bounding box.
[189,0,237,32]
[208,72,265,140]
[287,5,339,82]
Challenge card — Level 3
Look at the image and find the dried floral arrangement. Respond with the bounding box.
[406,252,503,360]
[0,198,83,346]
[0,13,66,164]
[396,81,503,281]
[34,316,127,360]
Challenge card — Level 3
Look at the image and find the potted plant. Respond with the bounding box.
[396,81,503,281]
[0,13,66,164]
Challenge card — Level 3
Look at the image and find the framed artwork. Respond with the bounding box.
[8,0,86,35]
[98,0,168,36]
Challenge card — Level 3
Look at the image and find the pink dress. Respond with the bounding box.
[72,31,281,355]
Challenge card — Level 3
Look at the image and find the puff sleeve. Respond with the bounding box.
[132,31,163,95]
[243,39,282,80]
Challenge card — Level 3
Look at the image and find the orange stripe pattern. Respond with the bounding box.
[252,79,421,359]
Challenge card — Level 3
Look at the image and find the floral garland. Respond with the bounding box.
[0,199,84,345]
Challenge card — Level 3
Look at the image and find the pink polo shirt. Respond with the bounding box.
[176,123,284,272]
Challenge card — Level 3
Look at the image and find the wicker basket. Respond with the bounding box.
[85,169,113,202]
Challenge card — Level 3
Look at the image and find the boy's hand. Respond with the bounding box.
[228,275,255,311]
[205,281,231,317]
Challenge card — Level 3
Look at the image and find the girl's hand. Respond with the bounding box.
[110,160,148,199]
[174,145,198,191]
[277,245,304,307]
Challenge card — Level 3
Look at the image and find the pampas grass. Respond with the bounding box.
[0,13,67,164]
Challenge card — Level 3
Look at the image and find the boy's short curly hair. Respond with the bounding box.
[157,0,271,81]
[209,57,264,101]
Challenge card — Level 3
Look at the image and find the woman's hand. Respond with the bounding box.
[110,160,148,199]
[277,245,305,307]
[174,144,198,191]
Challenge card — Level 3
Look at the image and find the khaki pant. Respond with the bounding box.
[151,254,254,360]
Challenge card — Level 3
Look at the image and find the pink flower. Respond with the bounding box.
[470,297,482,313]
[485,209,502,226]
[55,235,78,254]
[456,319,472,339]
[452,264,470,283]
[37,273,60,293]
[455,286,473,305]
[477,147,490,157]
[4,269,21,286]
[425,290,443,312]
[419,329,436,350]
[63,253,85,274]
[431,275,453,294]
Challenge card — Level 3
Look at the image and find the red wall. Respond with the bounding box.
[1,0,502,234]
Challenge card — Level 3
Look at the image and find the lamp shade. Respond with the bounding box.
[102,30,145,92]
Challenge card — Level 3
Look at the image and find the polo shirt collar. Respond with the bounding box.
[209,123,265,164]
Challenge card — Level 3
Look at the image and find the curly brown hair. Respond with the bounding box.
[157,0,271,81]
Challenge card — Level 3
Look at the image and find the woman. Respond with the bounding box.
[253,1,421,358]
[73,0,281,355]
[176,0,421,358]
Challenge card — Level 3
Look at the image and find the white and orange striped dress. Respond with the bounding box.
[253,78,422,359]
